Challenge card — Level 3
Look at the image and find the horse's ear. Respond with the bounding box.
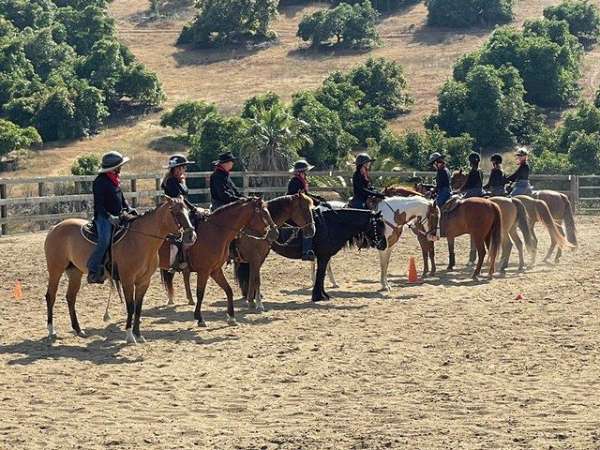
[162,194,174,203]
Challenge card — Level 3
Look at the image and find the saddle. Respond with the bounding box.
[80,221,130,245]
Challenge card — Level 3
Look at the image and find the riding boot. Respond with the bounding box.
[175,241,188,270]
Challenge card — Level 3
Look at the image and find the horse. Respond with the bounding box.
[160,198,278,328]
[442,198,503,280]
[232,193,315,311]
[372,196,439,291]
[450,171,535,272]
[531,190,577,262]
[271,208,388,302]
[513,195,574,265]
[44,196,195,344]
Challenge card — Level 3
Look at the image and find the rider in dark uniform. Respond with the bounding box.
[87,151,136,284]
[349,153,385,209]
[507,147,533,196]
[162,154,197,271]
[287,159,316,261]
[429,152,451,207]
[459,152,485,198]
[209,151,244,210]
[484,153,507,196]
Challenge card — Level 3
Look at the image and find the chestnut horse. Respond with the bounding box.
[442,198,502,280]
[160,198,278,328]
[532,190,577,262]
[44,197,195,344]
[234,193,315,311]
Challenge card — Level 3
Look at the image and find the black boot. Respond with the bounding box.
[87,272,105,284]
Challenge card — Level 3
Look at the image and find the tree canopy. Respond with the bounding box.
[425,0,514,28]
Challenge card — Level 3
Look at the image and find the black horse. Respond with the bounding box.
[270,208,387,302]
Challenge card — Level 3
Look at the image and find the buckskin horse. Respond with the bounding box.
[270,208,387,302]
[233,193,315,311]
[160,198,278,328]
[44,196,196,344]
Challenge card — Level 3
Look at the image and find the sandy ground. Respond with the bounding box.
[1,216,599,449]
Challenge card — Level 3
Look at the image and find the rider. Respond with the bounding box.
[459,152,485,198]
[209,151,245,211]
[484,153,507,196]
[507,147,533,196]
[87,151,136,284]
[162,154,197,271]
[349,153,385,209]
[429,152,451,207]
[287,159,316,261]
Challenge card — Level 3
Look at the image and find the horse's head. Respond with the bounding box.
[243,197,279,243]
[163,196,197,245]
[450,169,466,191]
[365,211,388,251]
[290,193,316,238]
[425,200,440,242]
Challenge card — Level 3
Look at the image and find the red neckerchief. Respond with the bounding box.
[215,164,230,174]
[295,173,308,192]
[105,171,120,187]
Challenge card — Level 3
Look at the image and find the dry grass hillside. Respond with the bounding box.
[4,0,600,177]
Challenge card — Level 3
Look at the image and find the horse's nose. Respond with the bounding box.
[268,227,279,241]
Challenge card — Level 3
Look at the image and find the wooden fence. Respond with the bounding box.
[0,171,589,236]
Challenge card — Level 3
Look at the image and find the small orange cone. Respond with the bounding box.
[13,280,23,300]
[407,257,421,284]
[515,293,524,301]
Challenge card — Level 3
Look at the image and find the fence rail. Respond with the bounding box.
[0,171,590,236]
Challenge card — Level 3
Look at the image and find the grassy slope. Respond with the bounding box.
[4,0,600,177]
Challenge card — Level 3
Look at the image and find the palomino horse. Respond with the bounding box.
[514,195,574,265]
[44,196,195,343]
[450,171,535,272]
[234,193,315,311]
[160,198,278,328]
[271,208,388,302]
[372,196,439,291]
[442,198,503,279]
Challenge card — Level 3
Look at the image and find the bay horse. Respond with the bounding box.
[44,196,195,344]
[160,198,278,328]
[450,171,535,272]
[442,198,503,280]
[233,193,315,311]
[271,208,388,302]
[513,195,574,265]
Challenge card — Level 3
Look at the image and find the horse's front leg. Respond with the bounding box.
[194,272,210,327]
[132,279,151,343]
[252,263,266,312]
[446,238,456,271]
[312,257,329,302]
[211,268,237,326]
[379,247,393,291]
[473,238,487,280]
[429,242,436,276]
[122,281,137,344]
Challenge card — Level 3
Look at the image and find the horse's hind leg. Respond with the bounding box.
[509,226,525,271]
[132,279,151,343]
[529,223,539,267]
[65,267,85,337]
[194,272,210,327]
[473,239,486,280]
[327,261,339,288]
[45,269,63,340]
[467,236,476,266]
[211,268,237,326]
[446,238,456,271]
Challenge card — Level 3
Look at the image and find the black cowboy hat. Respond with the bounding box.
[490,153,503,164]
[165,154,195,169]
[428,152,445,165]
[289,159,315,173]
[212,151,237,165]
[98,151,130,173]
[468,152,481,164]
[355,153,375,166]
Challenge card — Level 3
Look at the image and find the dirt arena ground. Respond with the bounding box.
[1,216,599,449]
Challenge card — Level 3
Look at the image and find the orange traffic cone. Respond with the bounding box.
[515,293,524,301]
[407,257,421,284]
[13,280,23,300]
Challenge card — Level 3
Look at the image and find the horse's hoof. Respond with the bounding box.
[472,275,479,281]
[247,301,257,310]
[136,335,146,343]
[75,330,87,338]
[446,266,454,272]
[331,284,340,289]
[197,320,207,328]
[256,303,265,313]
[227,316,238,326]
[167,299,174,306]
[188,299,195,306]
[126,330,137,344]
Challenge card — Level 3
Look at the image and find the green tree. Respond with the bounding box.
[0,118,41,157]
[116,63,165,107]
[559,101,600,150]
[568,131,600,173]
[532,149,572,174]
[71,153,100,175]
[426,0,513,28]
[544,0,600,48]
[160,100,217,136]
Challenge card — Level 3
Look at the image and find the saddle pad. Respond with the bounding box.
[81,221,129,245]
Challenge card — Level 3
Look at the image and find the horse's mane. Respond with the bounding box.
[384,185,423,197]
[210,198,252,216]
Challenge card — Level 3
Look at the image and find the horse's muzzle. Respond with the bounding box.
[267,227,279,242]
[183,228,197,245]
[304,223,316,238]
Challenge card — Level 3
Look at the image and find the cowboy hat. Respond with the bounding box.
[98,151,130,173]
[212,151,237,165]
[289,159,315,173]
[165,154,195,169]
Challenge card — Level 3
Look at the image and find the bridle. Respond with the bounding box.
[365,214,387,249]
[380,198,438,239]
[126,202,194,241]
[240,204,278,242]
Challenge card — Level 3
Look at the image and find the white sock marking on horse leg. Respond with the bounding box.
[126,328,137,344]
[47,323,57,339]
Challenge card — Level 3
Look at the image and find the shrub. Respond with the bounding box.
[71,153,99,175]
[531,149,572,174]
[544,0,600,48]
[426,0,513,28]
[568,131,600,173]
[0,118,41,157]
[559,101,600,150]
[160,100,217,136]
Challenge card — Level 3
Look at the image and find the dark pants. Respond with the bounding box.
[436,187,451,207]
[462,187,485,198]
[349,197,366,209]
[302,234,314,256]
[87,215,112,276]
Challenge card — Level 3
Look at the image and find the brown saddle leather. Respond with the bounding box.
[81,221,130,245]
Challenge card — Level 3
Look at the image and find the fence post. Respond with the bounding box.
[131,178,138,208]
[38,182,47,230]
[242,173,249,196]
[155,176,161,206]
[0,183,6,236]
[570,175,579,212]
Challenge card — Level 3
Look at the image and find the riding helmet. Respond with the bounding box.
[165,154,195,169]
[515,147,529,157]
[490,153,503,164]
[290,159,315,173]
[468,152,481,164]
[428,152,445,165]
[355,153,375,167]
[98,151,130,173]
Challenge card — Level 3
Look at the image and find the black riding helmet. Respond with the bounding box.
[491,153,502,164]
[355,153,375,167]
[468,152,481,164]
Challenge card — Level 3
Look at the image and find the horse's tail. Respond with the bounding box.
[512,197,535,254]
[535,199,573,250]
[487,203,503,274]
[234,261,250,297]
[160,269,175,303]
[562,194,577,248]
